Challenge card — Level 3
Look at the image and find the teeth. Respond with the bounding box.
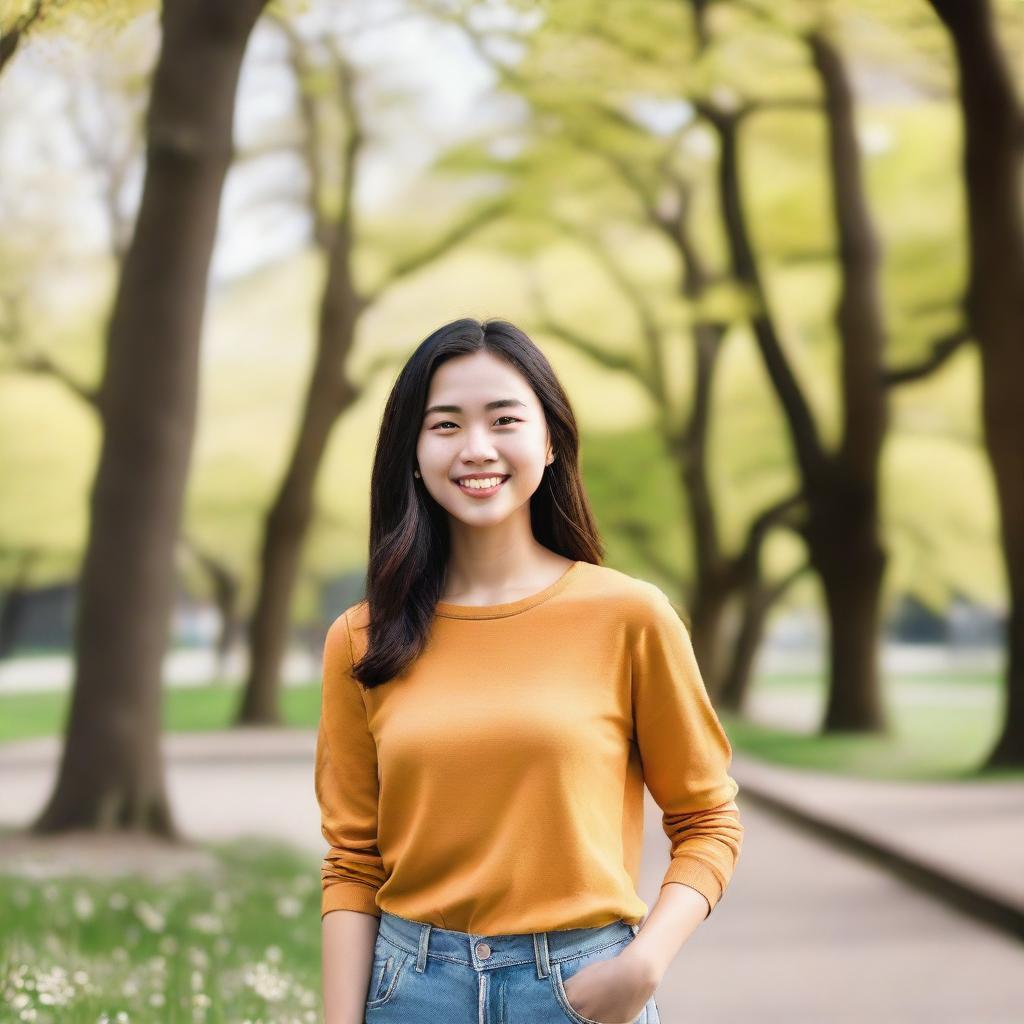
[460,476,503,489]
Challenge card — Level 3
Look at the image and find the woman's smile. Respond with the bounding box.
[452,473,510,498]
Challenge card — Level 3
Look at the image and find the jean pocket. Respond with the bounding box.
[365,945,412,1010]
[550,937,645,1024]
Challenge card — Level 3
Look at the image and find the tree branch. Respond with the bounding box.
[882,327,971,386]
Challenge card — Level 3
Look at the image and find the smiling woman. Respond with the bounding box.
[317,317,742,1024]
[349,318,603,681]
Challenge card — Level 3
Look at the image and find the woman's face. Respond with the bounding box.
[416,350,553,528]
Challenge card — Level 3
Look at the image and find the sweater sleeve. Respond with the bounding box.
[315,610,386,919]
[632,586,744,918]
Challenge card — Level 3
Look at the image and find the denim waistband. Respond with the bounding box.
[376,910,640,975]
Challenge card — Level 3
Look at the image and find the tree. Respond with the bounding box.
[0,37,246,681]
[926,0,1024,768]
[431,0,810,695]
[32,0,269,835]
[236,8,509,724]
[689,0,970,730]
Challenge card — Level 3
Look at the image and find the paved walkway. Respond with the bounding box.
[1,728,1021,1020]
[734,752,1023,934]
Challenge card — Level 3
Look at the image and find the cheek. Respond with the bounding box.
[417,434,445,468]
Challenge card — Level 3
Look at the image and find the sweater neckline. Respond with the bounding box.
[434,560,584,620]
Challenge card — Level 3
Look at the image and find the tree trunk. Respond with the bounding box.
[719,557,808,714]
[808,31,889,732]
[702,28,890,732]
[928,0,1024,767]
[236,220,358,724]
[32,0,268,834]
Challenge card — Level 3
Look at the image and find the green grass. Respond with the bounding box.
[0,835,322,1024]
[719,671,1018,782]
[0,682,323,744]
[1,670,1018,782]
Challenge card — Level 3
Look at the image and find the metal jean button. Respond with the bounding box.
[475,941,492,959]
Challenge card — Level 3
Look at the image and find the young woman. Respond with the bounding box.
[317,318,743,1024]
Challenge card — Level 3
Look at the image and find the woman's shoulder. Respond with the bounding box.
[323,600,369,657]
[575,561,683,623]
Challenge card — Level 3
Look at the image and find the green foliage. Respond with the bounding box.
[2,0,1018,622]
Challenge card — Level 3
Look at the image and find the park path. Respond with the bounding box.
[0,729,1022,1021]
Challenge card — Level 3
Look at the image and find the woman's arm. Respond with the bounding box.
[620,881,713,981]
[322,909,379,1024]
[316,610,388,1022]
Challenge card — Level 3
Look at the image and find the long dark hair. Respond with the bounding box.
[351,317,604,689]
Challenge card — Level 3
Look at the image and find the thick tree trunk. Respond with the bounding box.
[809,32,889,732]
[702,29,890,731]
[929,0,1024,767]
[809,481,888,731]
[32,0,268,834]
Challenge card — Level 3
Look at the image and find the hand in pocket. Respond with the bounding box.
[561,950,656,1023]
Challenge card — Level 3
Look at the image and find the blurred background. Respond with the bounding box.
[1,0,1022,1021]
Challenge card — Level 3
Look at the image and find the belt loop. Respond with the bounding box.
[533,930,551,979]
[416,921,432,973]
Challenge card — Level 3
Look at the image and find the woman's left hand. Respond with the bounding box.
[561,948,658,1024]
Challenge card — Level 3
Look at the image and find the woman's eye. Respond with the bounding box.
[431,417,520,430]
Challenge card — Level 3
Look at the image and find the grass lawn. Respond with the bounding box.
[0,670,1016,782]
[0,683,323,744]
[0,836,322,1024]
[718,670,1015,782]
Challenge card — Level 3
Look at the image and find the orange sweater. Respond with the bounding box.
[316,559,743,934]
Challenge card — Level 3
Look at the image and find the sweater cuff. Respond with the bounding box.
[321,881,381,920]
[662,856,724,917]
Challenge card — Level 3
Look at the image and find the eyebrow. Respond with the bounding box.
[423,398,528,417]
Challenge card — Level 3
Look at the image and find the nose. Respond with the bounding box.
[459,426,499,464]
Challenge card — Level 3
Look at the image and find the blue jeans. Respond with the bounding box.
[364,909,662,1023]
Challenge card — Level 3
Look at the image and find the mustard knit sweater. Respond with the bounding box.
[316,559,743,935]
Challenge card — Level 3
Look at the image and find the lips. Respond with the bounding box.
[453,474,510,498]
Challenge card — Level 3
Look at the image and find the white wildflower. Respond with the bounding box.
[275,896,301,918]
[133,901,165,933]
[188,913,223,934]
[73,891,95,920]
[243,962,290,1002]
